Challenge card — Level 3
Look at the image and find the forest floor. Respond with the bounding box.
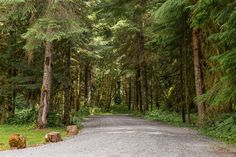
[0,115,236,157]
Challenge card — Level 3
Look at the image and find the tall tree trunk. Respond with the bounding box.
[85,62,92,105]
[63,43,71,125]
[192,28,205,123]
[116,81,121,105]
[150,80,153,111]
[76,55,81,111]
[155,80,159,110]
[185,43,191,124]
[96,76,104,107]
[136,66,142,111]
[180,48,186,123]
[37,39,53,128]
[8,68,16,117]
[143,63,148,113]
[128,78,132,110]
[135,74,139,111]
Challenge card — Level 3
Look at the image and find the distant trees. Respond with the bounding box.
[93,0,236,124]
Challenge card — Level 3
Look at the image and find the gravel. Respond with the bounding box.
[0,115,235,157]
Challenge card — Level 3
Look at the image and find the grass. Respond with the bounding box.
[0,125,66,151]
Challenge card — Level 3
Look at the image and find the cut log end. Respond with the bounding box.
[9,134,27,149]
[67,125,79,136]
[45,132,62,143]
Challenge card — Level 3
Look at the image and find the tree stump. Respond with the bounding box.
[45,132,62,143]
[9,134,26,149]
[67,125,78,136]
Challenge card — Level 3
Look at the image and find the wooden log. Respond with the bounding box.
[9,134,26,149]
[45,132,62,143]
[67,125,78,135]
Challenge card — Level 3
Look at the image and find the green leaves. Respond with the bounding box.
[22,0,89,51]
[23,19,62,43]
[155,0,189,26]
[112,20,139,33]
[190,0,214,28]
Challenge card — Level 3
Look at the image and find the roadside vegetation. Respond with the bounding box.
[144,109,236,144]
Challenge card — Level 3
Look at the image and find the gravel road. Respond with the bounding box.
[0,115,235,157]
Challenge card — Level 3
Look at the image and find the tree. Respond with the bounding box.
[24,0,88,128]
[191,0,205,124]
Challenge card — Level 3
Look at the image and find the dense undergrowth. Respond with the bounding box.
[201,114,236,144]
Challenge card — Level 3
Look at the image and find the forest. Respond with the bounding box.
[0,0,236,152]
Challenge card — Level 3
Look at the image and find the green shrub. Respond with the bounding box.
[70,106,103,128]
[6,109,37,125]
[110,104,129,114]
[90,107,103,115]
[76,106,91,117]
[70,116,83,128]
[47,111,63,127]
[145,110,183,125]
[201,113,236,143]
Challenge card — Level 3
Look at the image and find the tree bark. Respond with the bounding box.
[180,48,186,123]
[150,81,153,111]
[37,39,53,128]
[63,43,71,125]
[155,80,159,110]
[143,62,148,113]
[192,28,205,123]
[76,55,81,111]
[128,78,132,110]
[136,65,142,111]
[85,62,92,105]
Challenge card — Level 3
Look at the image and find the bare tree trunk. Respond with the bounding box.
[143,63,148,113]
[150,81,153,111]
[185,44,191,124]
[136,66,142,111]
[155,80,159,110]
[128,78,132,110]
[180,48,186,123]
[116,81,121,104]
[192,28,205,123]
[63,43,71,125]
[76,55,81,111]
[85,62,92,105]
[37,39,53,128]
[133,78,136,111]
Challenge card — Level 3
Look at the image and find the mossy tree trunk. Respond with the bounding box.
[37,39,53,128]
